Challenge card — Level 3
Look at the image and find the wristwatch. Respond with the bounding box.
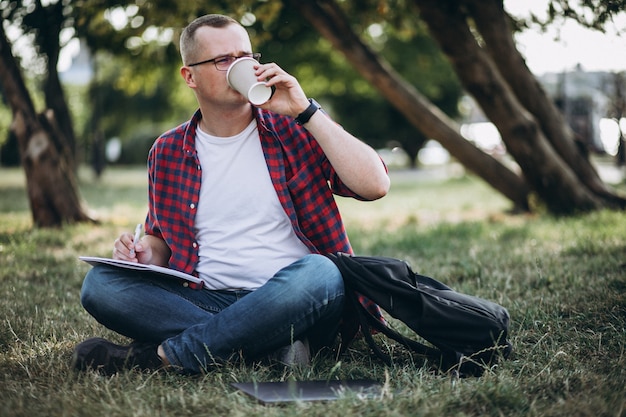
[295,99,321,125]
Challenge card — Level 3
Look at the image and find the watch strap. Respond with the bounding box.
[295,99,321,125]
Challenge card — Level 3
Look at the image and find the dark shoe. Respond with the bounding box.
[72,337,162,375]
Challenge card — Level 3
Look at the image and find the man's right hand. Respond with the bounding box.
[112,233,170,266]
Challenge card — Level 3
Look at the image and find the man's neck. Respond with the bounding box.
[199,104,255,137]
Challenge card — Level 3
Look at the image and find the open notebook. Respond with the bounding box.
[232,379,382,404]
[79,256,204,289]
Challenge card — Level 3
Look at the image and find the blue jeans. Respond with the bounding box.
[80,254,345,373]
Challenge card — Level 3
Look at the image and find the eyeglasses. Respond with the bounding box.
[187,53,261,71]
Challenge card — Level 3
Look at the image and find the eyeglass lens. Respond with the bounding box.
[215,53,261,70]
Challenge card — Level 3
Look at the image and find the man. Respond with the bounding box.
[73,14,389,375]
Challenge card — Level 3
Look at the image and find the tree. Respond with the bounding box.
[6,0,79,169]
[0,20,92,226]
[289,0,626,214]
[327,28,464,168]
[0,0,196,226]
[420,0,626,212]
[289,0,531,210]
[4,0,624,223]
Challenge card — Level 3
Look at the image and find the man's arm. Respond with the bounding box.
[258,63,390,200]
[298,107,389,200]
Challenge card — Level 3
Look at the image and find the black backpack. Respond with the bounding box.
[328,253,512,377]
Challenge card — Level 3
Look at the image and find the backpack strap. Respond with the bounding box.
[347,290,443,364]
[348,293,393,365]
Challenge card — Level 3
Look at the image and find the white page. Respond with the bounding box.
[79,256,203,286]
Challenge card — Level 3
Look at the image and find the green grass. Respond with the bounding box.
[1,166,625,417]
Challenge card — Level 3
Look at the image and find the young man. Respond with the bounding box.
[73,14,389,375]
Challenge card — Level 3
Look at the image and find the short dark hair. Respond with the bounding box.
[180,14,241,65]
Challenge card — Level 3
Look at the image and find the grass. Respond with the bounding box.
[1,165,625,417]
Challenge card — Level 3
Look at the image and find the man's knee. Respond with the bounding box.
[301,254,343,287]
[286,254,344,305]
[80,266,101,312]
[80,265,119,314]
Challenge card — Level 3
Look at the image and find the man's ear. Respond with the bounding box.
[180,66,196,87]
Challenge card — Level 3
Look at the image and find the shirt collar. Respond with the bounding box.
[182,109,203,158]
[184,107,271,154]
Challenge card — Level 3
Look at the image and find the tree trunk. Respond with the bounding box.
[0,22,93,227]
[401,134,428,169]
[414,0,621,213]
[39,0,77,171]
[289,0,530,212]
[463,0,625,207]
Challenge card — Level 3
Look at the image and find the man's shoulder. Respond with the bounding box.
[156,110,199,143]
[150,118,194,155]
[157,120,190,142]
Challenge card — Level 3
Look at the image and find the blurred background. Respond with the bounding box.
[1,0,625,225]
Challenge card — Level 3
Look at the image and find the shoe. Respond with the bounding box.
[275,338,311,367]
[72,337,162,375]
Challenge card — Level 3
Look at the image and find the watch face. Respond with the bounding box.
[309,99,321,111]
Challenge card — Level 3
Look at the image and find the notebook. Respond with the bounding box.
[78,256,204,289]
[232,379,382,404]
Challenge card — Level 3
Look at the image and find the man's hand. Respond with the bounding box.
[254,62,310,118]
[113,233,170,266]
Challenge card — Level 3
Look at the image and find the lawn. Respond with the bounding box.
[1,166,625,417]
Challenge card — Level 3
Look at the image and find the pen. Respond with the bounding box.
[129,223,142,257]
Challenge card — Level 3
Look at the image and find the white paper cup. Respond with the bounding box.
[226,57,273,105]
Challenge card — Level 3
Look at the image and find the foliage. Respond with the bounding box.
[1,0,73,75]
[534,0,626,30]
[0,0,462,165]
[1,167,625,416]
[87,51,189,136]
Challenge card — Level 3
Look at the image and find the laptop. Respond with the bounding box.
[232,379,382,404]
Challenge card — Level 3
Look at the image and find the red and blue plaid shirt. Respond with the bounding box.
[145,107,383,323]
[145,107,367,270]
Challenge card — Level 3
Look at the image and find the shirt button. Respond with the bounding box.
[190,203,196,209]
[192,242,198,248]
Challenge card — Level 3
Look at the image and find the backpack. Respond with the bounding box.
[328,253,512,377]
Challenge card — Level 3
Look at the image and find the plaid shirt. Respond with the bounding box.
[145,107,370,273]
[145,107,383,324]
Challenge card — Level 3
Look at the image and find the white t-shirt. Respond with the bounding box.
[194,120,311,290]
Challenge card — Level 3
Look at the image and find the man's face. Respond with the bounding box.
[183,24,254,105]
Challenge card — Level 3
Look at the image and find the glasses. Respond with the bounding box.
[187,53,261,71]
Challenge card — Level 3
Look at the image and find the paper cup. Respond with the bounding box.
[226,57,273,105]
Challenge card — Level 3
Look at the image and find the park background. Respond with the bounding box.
[1,1,626,416]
